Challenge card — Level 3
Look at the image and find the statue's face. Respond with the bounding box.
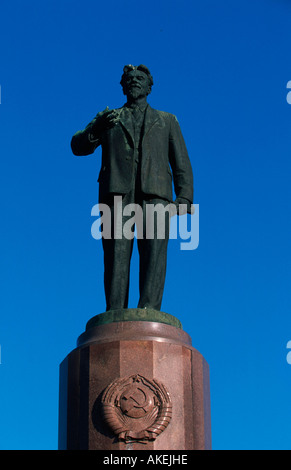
[123,70,150,100]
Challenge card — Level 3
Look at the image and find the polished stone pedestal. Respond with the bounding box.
[58,309,211,450]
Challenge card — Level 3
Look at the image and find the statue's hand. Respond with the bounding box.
[92,107,121,134]
[174,198,194,215]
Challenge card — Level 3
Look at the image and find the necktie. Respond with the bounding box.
[132,105,141,121]
[130,106,144,163]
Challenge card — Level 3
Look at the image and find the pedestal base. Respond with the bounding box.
[58,310,211,450]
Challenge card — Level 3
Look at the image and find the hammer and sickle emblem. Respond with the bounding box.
[121,384,153,418]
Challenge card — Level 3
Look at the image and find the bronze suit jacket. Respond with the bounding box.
[71,105,193,205]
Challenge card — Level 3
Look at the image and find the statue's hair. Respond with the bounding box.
[120,64,154,93]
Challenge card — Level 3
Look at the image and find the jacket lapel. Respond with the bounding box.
[142,105,160,142]
[119,105,160,146]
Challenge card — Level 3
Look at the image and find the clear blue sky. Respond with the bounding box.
[0,0,290,450]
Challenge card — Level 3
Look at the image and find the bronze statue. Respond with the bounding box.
[71,65,193,311]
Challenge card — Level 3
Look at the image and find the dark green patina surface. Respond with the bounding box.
[86,308,182,330]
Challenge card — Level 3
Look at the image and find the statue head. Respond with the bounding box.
[120,64,153,100]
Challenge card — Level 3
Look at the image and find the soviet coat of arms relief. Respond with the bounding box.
[100,374,172,443]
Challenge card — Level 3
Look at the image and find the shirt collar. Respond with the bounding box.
[125,101,148,113]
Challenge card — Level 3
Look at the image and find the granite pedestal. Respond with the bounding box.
[58,309,211,450]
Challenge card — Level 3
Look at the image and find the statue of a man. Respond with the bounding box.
[71,64,193,312]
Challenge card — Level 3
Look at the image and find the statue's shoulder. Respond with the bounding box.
[149,107,177,121]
